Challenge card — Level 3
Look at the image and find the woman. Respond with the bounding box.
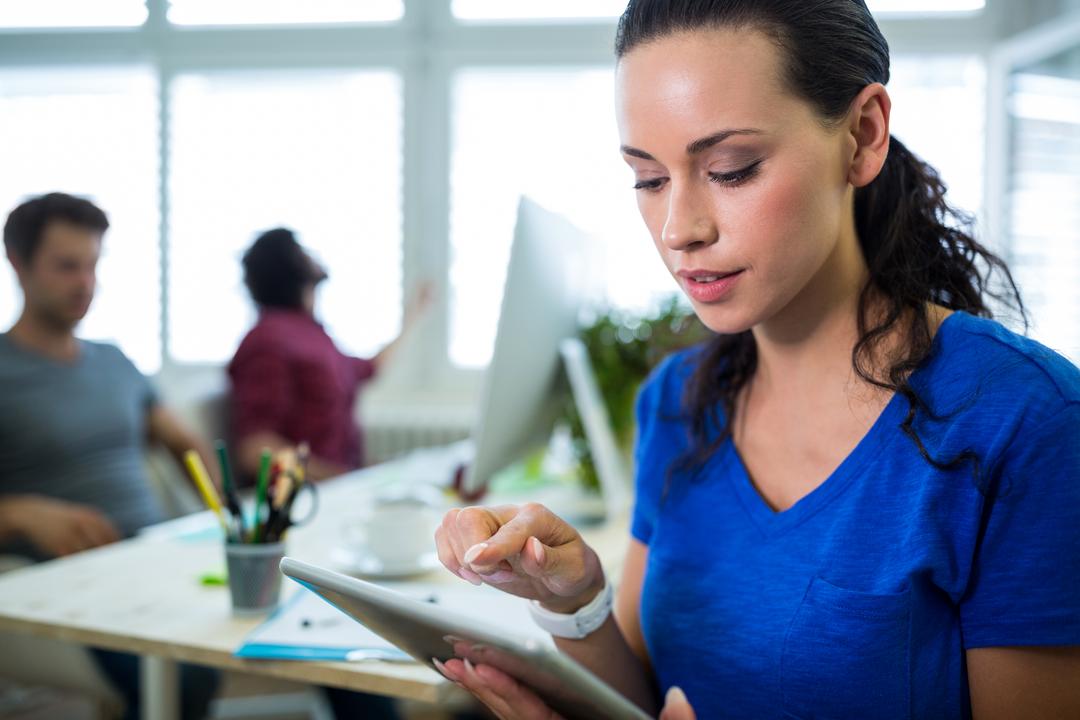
[433,1,1080,718]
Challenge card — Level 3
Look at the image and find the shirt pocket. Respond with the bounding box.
[781,576,911,720]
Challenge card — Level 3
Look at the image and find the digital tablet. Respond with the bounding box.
[279,557,653,720]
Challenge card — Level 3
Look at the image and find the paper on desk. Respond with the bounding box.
[236,588,407,661]
[235,582,550,662]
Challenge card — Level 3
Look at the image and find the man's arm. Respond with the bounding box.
[370,281,434,372]
[146,405,222,489]
[0,495,120,556]
[235,431,348,482]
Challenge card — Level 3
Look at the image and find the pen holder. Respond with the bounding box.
[225,541,285,616]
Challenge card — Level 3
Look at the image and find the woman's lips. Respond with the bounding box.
[678,269,745,303]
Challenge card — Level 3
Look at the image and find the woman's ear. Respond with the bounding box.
[846,82,891,189]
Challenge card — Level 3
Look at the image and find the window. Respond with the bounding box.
[870,0,984,15]
[0,67,160,372]
[452,1,627,21]
[888,55,986,219]
[449,68,677,368]
[167,70,403,364]
[1008,69,1080,361]
[166,0,402,26]
[452,0,985,21]
[0,0,147,28]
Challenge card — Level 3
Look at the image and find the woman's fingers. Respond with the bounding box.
[454,505,515,575]
[659,686,697,720]
[437,502,599,600]
[463,503,576,573]
[434,525,464,576]
[435,513,485,585]
[474,662,566,720]
[435,657,563,720]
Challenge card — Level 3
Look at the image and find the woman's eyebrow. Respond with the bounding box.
[620,145,657,161]
[621,128,764,162]
[685,128,763,155]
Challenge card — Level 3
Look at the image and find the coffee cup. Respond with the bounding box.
[341,494,441,572]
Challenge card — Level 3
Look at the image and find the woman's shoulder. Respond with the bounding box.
[920,311,1080,418]
[638,342,712,415]
[915,313,1075,453]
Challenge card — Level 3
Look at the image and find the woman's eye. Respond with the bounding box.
[708,159,763,187]
[632,177,666,192]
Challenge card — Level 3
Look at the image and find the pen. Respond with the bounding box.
[254,448,271,543]
[215,440,244,542]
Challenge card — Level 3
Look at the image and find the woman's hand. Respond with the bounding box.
[433,659,696,720]
[434,502,604,612]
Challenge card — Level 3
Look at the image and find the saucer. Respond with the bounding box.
[330,546,441,579]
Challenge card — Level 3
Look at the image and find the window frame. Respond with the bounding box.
[0,0,1021,398]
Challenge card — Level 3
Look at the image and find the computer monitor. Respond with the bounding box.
[461,197,588,498]
[558,337,630,520]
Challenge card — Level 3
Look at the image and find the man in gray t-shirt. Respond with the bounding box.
[0,336,166,554]
[0,192,218,563]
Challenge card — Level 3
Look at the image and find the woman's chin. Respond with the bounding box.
[691,303,757,336]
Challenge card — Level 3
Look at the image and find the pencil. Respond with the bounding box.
[183,450,231,537]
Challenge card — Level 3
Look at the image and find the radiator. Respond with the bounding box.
[362,405,474,466]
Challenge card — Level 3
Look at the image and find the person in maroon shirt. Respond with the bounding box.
[228,228,429,483]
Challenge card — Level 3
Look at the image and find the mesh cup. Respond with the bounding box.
[224,542,285,616]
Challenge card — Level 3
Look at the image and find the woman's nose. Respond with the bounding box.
[660,183,718,251]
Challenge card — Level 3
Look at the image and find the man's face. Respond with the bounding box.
[13,221,101,329]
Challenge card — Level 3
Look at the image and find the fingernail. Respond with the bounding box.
[463,658,480,681]
[463,543,487,565]
[529,536,545,565]
[432,657,451,678]
[457,568,484,585]
[480,570,516,584]
[666,686,688,705]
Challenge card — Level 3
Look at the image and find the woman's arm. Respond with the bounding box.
[552,538,657,713]
[968,646,1080,719]
[434,503,660,715]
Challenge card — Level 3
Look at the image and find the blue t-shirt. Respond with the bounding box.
[631,312,1080,719]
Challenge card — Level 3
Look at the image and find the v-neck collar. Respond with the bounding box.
[722,311,962,537]
[725,391,907,536]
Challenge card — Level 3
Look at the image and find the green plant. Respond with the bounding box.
[564,295,711,491]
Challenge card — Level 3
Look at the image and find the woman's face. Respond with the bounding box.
[615,29,858,335]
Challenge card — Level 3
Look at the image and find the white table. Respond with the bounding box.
[0,456,629,720]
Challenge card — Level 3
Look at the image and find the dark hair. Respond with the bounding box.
[615,0,1025,485]
[3,192,109,264]
[242,228,324,310]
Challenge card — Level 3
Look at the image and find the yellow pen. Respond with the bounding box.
[183,449,232,537]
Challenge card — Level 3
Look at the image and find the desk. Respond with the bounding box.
[0,456,630,720]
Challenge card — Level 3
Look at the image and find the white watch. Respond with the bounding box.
[528,579,613,639]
